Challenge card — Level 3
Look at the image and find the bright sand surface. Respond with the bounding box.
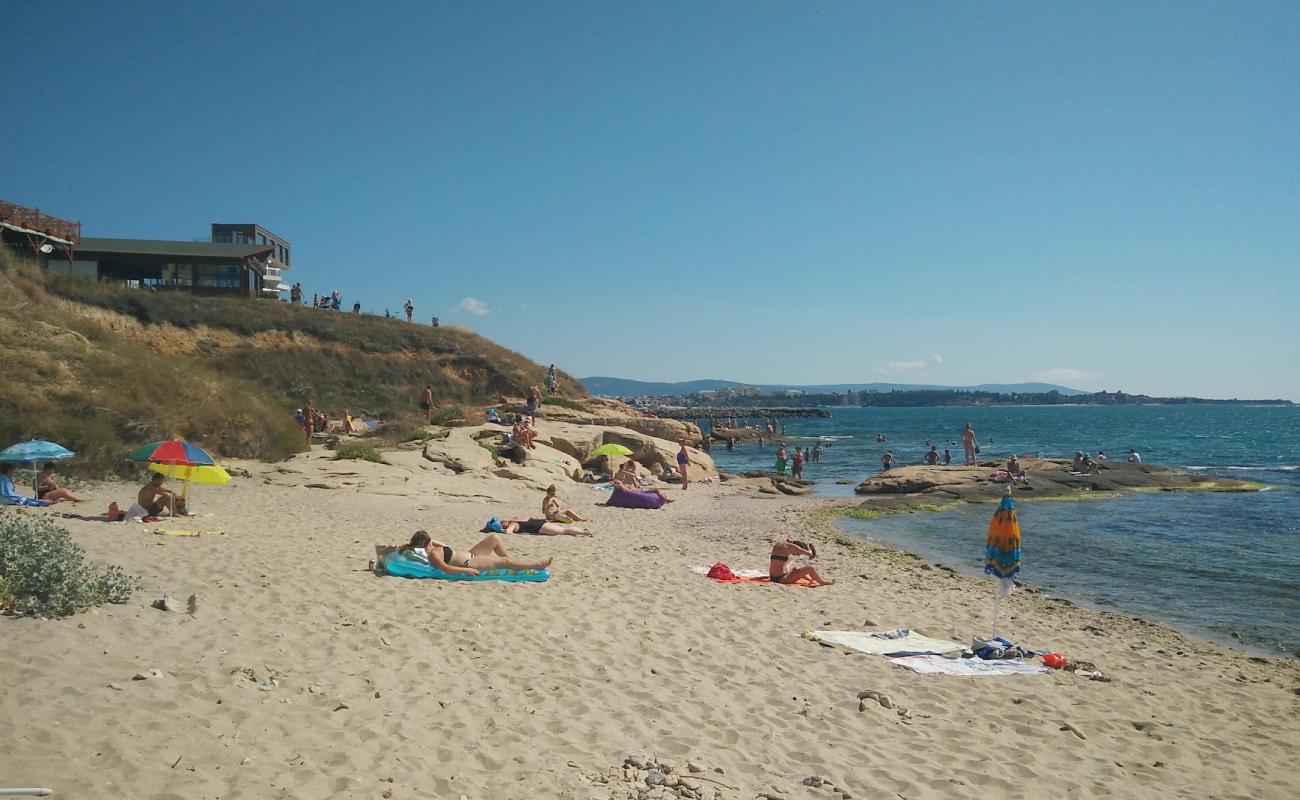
[3,445,1299,799]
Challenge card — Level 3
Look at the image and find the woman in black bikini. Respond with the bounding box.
[499,516,592,536]
[769,539,833,586]
[36,463,82,503]
[400,531,552,576]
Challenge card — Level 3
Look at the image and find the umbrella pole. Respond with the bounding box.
[991,592,1001,639]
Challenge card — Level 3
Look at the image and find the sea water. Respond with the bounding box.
[706,405,1300,656]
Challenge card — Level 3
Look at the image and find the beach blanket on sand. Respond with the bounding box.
[153,528,224,537]
[690,565,816,588]
[382,552,548,583]
[888,654,1050,677]
[804,630,965,657]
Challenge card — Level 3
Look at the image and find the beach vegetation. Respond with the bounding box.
[0,251,579,475]
[541,396,583,410]
[429,406,465,426]
[0,514,141,618]
[336,442,383,463]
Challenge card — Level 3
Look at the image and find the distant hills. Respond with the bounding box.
[580,377,1086,397]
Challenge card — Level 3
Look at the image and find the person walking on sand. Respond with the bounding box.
[962,423,978,466]
[677,439,691,490]
[546,364,558,394]
[420,385,434,421]
[404,298,414,322]
[769,540,833,586]
[302,399,317,446]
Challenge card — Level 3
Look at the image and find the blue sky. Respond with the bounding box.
[6,1,1298,399]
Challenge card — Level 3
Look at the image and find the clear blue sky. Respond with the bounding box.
[6,1,1298,399]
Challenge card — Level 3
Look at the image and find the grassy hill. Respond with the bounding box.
[0,252,581,474]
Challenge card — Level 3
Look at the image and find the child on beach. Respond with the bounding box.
[542,485,587,523]
[769,539,833,586]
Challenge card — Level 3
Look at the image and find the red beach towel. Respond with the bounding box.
[703,563,816,587]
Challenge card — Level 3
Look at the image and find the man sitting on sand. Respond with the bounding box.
[769,539,833,586]
[1007,455,1028,483]
[400,530,552,575]
[139,473,185,517]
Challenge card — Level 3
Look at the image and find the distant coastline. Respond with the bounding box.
[636,389,1293,414]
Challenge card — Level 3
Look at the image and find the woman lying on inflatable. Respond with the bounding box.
[394,530,551,577]
[606,462,675,509]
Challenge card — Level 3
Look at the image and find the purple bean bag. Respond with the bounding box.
[606,486,667,509]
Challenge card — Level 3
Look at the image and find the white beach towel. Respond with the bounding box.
[888,654,1050,677]
[805,630,965,657]
[691,565,769,580]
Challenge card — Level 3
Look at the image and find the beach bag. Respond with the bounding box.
[706,563,737,581]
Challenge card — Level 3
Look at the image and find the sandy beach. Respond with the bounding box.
[3,440,1298,800]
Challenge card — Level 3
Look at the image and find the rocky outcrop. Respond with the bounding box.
[528,420,717,480]
[499,397,704,445]
[854,459,1263,503]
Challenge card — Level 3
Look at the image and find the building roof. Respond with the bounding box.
[77,238,274,259]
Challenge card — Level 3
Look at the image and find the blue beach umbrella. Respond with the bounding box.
[0,440,76,493]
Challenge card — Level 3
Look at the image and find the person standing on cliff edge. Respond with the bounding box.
[962,423,979,465]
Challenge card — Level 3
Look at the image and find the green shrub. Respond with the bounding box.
[429,406,464,426]
[542,396,584,411]
[336,442,383,463]
[0,514,142,617]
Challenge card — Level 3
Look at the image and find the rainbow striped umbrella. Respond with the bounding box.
[984,490,1022,636]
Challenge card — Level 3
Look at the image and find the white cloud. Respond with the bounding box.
[1031,368,1093,384]
[458,297,490,316]
[883,354,943,374]
[887,360,928,372]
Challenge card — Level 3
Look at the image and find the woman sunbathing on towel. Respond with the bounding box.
[400,531,552,576]
[499,516,592,536]
[770,539,833,586]
[612,462,674,504]
[542,485,587,523]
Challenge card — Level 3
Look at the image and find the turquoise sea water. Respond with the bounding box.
[706,405,1300,657]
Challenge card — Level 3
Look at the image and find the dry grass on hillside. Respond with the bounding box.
[0,252,582,474]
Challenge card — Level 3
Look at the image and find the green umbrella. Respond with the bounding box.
[127,441,167,462]
[590,443,633,458]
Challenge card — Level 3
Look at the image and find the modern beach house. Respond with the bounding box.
[2,198,294,299]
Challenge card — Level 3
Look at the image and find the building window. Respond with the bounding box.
[195,265,240,288]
